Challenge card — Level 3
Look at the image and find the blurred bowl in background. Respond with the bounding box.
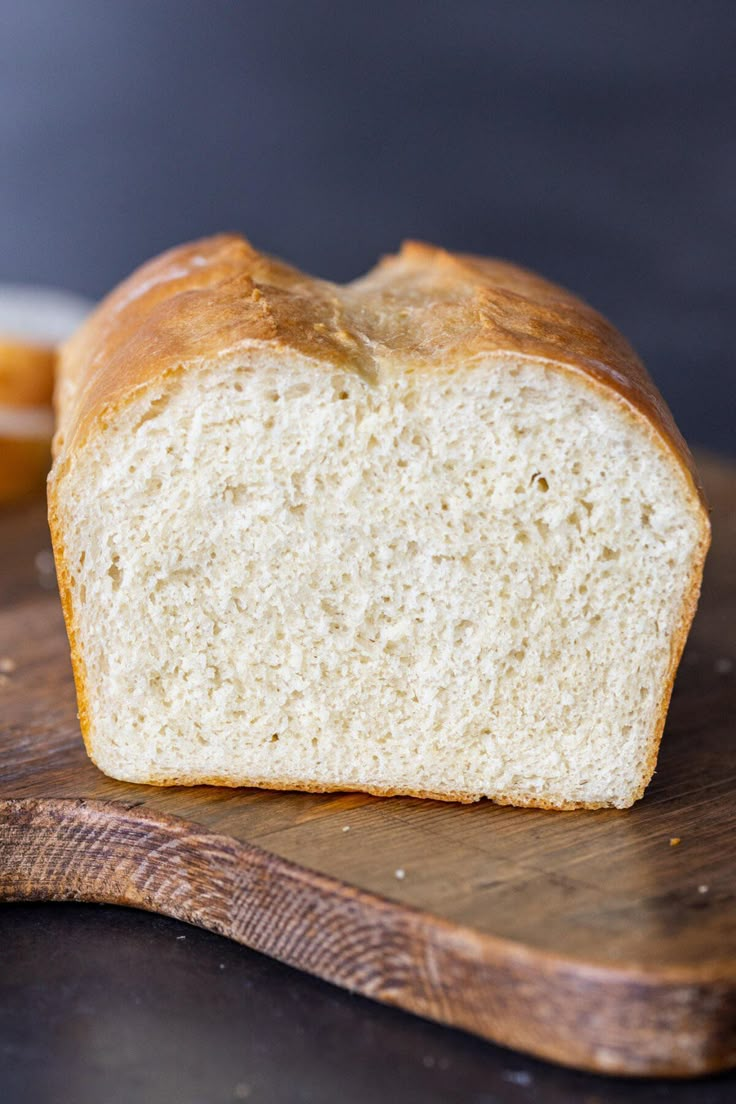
[0,285,93,506]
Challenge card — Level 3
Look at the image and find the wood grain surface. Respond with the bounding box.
[1,453,735,1078]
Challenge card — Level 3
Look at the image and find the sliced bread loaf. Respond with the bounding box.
[48,235,710,808]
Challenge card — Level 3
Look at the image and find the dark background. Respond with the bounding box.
[0,0,734,451]
[1,3,735,1102]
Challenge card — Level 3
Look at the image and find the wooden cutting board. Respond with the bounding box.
[1,453,735,1079]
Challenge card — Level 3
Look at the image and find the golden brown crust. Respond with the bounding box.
[52,234,706,508]
[49,234,711,807]
[85,761,630,811]
[636,507,710,799]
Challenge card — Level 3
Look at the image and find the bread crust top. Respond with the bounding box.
[53,233,705,509]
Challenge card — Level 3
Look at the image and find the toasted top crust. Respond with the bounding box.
[53,233,705,507]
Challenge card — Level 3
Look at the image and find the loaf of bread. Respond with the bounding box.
[0,286,91,504]
[49,235,710,808]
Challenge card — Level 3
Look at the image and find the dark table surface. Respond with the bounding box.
[2,902,735,1104]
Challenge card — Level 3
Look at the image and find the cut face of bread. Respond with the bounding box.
[49,236,709,808]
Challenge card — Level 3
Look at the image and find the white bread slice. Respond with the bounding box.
[48,236,710,808]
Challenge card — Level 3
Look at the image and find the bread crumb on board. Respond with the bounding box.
[669,836,681,847]
[395,868,406,880]
[0,657,16,674]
